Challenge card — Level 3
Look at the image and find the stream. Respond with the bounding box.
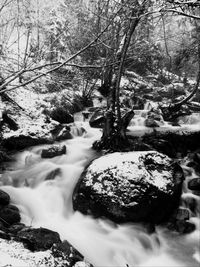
[0,117,200,267]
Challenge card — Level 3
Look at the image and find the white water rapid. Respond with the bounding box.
[0,120,200,267]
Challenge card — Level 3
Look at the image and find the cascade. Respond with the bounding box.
[0,120,199,267]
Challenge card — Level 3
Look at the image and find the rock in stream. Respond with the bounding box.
[73,151,184,224]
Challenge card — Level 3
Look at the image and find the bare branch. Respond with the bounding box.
[0,6,123,94]
[161,8,200,20]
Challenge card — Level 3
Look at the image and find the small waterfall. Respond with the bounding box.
[0,121,199,267]
[144,101,158,111]
[129,109,148,127]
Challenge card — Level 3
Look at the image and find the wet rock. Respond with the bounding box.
[0,150,11,162]
[89,108,105,128]
[167,220,195,234]
[0,221,7,232]
[0,189,10,205]
[2,135,53,150]
[45,168,62,180]
[17,227,61,252]
[130,129,200,157]
[172,208,190,221]
[145,117,160,127]
[73,151,184,224]
[52,240,83,266]
[188,178,200,191]
[49,107,74,124]
[144,108,164,128]
[8,223,26,234]
[55,127,73,141]
[2,112,19,131]
[143,138,176,158]
[0,230,11,240]
[82,111,90,120]
[41,145,66,158]
[70,125,86,137]
[0,204,21,226]
[182,195,198,214]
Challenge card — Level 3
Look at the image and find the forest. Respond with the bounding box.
[0,0,200,267]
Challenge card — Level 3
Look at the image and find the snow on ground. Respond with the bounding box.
[0,238,68,267]
[0,88,61,140]
[8,87,48,116]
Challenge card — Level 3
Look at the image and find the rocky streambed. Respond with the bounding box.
[0,105,200,266]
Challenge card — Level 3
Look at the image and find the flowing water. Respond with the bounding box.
[0,119,200,267]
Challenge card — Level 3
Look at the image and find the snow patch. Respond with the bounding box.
[86,151,172,192]
[0,238,68,267]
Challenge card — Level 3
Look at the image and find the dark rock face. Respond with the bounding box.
[17,227,61,251]
[49,107,74,124]
[2,135,53,150]
[0,189,10,205]
[133,130,200,158]
[188,178,200,191]
[50,124,73,141]
[8,223,26,234]
[0,204,21,226]
[89,108,105,128]
[41,145,66,158]
[55,127,73,141]
[2,112,19,131]
[167,207,195,234]
[73,151,184,224]
[169,220,195,234]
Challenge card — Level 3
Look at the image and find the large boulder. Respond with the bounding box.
[49,107,74,124]
[73,151,184,224]
[17,227,61,251]
[2,135,53,150]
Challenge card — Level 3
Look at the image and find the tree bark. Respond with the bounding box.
[97,1,148,150]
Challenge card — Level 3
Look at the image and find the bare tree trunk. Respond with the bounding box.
[96,1,148,150]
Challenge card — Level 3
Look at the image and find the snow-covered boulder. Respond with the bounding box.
[73,151,184,223]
